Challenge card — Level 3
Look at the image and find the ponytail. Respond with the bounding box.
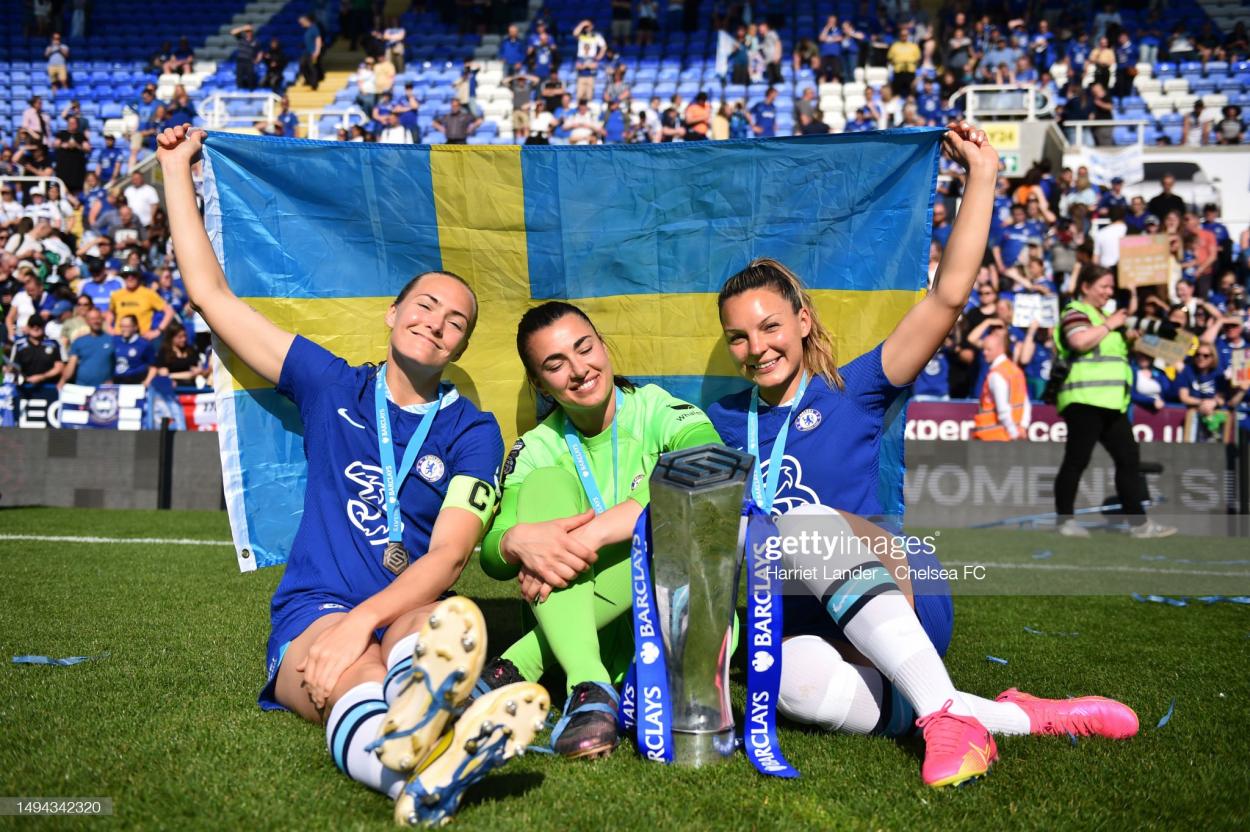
[717,258,845,391]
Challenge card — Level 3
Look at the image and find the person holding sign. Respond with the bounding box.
[476,301,723,760]
[1053,265,1176,539]
[155,124,548,827]
[708,123,1139,789]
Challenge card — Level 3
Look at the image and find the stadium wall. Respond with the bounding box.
[0,428,224,510]
[1,429,1236,530]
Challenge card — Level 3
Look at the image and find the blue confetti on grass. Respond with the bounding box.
[1023,626,1080,637]
[1131,593,1188,606]
[1032,550,1053,560]
[12,654,106,667]
[1156,699,1175,728]
[1066,731,1079,746]
[985,655,1009,665]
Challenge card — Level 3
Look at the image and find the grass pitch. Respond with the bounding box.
[1,507,1248,831]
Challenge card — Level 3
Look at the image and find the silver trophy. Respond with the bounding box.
[647,444,754,766]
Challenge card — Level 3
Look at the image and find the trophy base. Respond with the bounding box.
[670,729,737,767]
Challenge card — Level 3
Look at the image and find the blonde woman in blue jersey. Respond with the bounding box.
[157,124,549,826]
[708,122,1139,789]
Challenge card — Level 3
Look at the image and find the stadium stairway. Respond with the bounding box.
[197,0,291,63]
[283,0,409,125]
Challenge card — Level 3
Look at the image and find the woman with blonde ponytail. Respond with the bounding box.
[706,122,1139,788]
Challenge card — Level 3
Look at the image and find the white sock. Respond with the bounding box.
[779,507,974,719]
[326,681,406,799]
[778,636,892,735]
[384,633,419,704]
[962,694,1032,735]
[777,636,1032,735]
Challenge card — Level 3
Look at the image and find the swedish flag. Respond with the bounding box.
[201,130,942,570]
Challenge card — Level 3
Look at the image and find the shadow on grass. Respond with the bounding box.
[462,770,547,808]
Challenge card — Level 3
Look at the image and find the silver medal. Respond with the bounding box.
[383,541,409,576]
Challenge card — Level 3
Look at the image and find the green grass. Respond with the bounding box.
[1,508,1248,830]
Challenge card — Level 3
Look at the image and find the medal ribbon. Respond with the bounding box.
[374,364,443,548]
[563,387,622,516]
[747,371,810,512]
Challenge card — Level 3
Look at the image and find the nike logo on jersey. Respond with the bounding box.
[337,408,368,430]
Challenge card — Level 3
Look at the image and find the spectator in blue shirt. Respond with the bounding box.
[917,78,942,124]
[1131,353,1172,414]
[97,134,127,181]
[499,24,527,70]
[750,87,779,137]
[112,315,157,386]
[995,203,1041,271]
[1174,347,1231,439]
[931,200,952,249]
[1015,321,1054,401]
[79,260,124,311]
[1201,203,1231,267]
[275,97,300,138]
[61,307,115,387]
[1096,177,1128,218]
[603,100,627,143]
[1214,314,1246,371]
[844,106,875,132]
[1125,197,1151,234]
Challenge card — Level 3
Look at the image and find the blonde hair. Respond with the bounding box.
[717,257,844,391]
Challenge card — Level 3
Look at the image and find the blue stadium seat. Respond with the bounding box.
[1155,62,1177,78]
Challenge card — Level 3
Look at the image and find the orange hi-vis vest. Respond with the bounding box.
[973,358,1029,441]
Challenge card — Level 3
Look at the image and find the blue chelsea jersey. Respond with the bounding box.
[707,342,909,523]
[269,337,503,626]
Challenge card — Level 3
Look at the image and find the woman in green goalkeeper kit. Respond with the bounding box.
[476,301,723,758]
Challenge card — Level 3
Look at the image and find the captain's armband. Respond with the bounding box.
[443,475,500,526]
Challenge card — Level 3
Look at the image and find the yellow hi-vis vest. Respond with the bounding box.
[1054,300,1132,413]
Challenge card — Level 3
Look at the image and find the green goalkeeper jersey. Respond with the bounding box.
[480,383,722,579]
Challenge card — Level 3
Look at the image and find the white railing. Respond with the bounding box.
[950,84,1055,121]
[1065,119,1148,149]
[201,91,282,130]
[0,175,70,196]
[299,106,369,140]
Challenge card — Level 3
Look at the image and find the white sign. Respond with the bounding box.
[1088,144,1143,187]
[1012,294,1059,328]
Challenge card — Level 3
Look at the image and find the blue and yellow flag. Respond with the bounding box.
[202,130,942,571]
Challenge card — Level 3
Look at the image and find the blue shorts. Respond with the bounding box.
[258,595,357,712]
[258,590,456,712]
[780,550,955,657]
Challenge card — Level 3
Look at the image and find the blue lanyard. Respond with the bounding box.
[562,387,622,516]
[746,372,810,512]
[374,364,443,544]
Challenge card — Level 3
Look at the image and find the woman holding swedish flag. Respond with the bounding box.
[708,121,1139,788]
[156,123,548,827]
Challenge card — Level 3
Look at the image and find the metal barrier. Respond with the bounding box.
[1066,119,1148,148]
[201,91,282,130]
[949,84,1055,121]
[0,174,70,196]
[300,106,369,140]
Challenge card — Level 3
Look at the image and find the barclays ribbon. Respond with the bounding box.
[374,365,443,549]
[618,662,638,733]
[742,501,799,778]
[626,508,674,763]
[563,388,623,515]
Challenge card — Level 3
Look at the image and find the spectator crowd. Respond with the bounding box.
[2,1,1248,440]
